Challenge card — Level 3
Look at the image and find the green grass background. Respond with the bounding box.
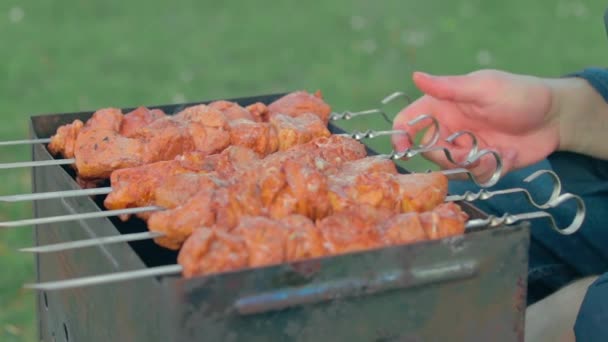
[1,0,607,340]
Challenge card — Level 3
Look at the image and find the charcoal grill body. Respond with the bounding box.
[30,94,530,342]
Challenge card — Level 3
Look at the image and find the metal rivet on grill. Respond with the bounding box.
[63,323,69,341]
[43,292,48,310]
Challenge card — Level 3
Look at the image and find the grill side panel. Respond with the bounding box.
[32,139,171,342]
[169,223,529,342]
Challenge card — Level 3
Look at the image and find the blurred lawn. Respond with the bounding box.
[1,0,607,340]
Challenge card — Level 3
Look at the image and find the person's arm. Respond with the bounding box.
[547,68,608,160]
[525,276,599,342]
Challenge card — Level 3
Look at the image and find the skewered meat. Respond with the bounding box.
[105,135,366,215]
[48,107,166,159]
[47,120,84,159]
[178,228,249,278]
[245,102,268,121]
[267,90,332,124]
[84,108,124,132]
[73,107,228,180]
[317,205,390,254]
[227,119,279,156]
[120,107,167,137]
[281,215,326,262]
[178,203,469,278]
[327,172,447,214]
[381,203,468,245]
[232,216,289,267]
[380,212,428,245]
[104,146,254,215]
[72,101,330,180]
[146,157,446,250]
[419,202,469,240]
[146,137,368,249]
[48,91,330,178]
[74,129,145,180]
[208,100,259,122]
[269,113,331,151]
[151,187,217,250]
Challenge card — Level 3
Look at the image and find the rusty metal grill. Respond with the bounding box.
[24,93,533,341]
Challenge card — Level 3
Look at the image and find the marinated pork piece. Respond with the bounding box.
[213,169,265,230]
[74,129,144,180]
[48,107,123,159]
[104,146,256,214]
[419,202,468,240]
[48,119,84,158]
[178,228,249,278]
[267,90,332,124]
[316,205,388,255]
[209,100,257,122]
[120,107,166,137]
[176,146,261,177]
[269,113,331,151]
[228,119,279,156]
[232,216,288,268]
[83,108,124,132]
[380,212,428,245]
[281,215,326,262]
[396,172,449,213]
[245,102,268,121]
[128,118,197,164]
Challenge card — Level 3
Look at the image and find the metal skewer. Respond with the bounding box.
[0,187,112,203]
[24,265,184,291]
[0,158,75,170]
[20,168,555,254]
[0,138,51,146]
[19,231,165,253]
[22,193,585,291]
[465,192,585,236]
[329,91,412,124]
[445,169,562,209]
[0,206,162,228]
[341,114,440,150]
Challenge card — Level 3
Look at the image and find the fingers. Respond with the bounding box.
[391,97,438,152]
[412,71,489,103]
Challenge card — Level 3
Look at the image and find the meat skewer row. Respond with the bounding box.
[0,91,428,175]
[0,135,505,235]
[20,170,585,253]
[178,203,468,278]
[0,91,412,147]
[47,90,330,160]
[16,166,569,255]
[0,137,447,227]
[23,196,586,292]
[0,91,333,180]
[0,122,489,205]
[64,91,334,181]
[2,153,451,254]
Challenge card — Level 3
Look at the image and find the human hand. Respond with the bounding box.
[393,70,561,180]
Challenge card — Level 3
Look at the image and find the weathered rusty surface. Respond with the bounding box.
[31,94,529,342]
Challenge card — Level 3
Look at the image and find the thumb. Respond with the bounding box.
[413,71,488,102]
